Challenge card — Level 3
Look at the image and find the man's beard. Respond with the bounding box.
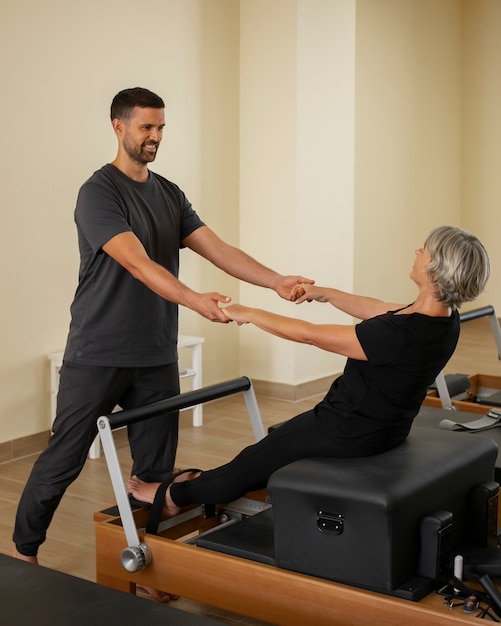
[124,138,158,164]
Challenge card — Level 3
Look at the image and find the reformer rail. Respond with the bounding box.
[97,376,265,572]
[435,306,501,410]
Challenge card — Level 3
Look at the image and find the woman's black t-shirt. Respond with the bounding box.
[315,308,460,456]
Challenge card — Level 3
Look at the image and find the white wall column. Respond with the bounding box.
[239,0,356,387]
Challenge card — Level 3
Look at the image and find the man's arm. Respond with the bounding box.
[291,284,405,320]
[183,226,314,300]
[102,231,230,322]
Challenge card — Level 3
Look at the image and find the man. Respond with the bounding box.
[12,87,313,574]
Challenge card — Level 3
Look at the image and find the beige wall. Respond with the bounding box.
[354,0,500,310]
[355,0,462,303]
[1,0,500,445]
[461,0,501,309]
[0,0,240,442]
[239,0,356,385]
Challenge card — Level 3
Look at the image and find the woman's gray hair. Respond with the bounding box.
[425,226,490,309]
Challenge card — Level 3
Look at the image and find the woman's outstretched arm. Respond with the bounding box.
[222,304,367,360]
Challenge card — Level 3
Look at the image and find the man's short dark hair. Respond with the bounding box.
[110,87,165,121]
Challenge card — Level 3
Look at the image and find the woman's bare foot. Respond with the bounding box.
[127,469,201,519]
[127,476,160,505]
[12,543,38,564]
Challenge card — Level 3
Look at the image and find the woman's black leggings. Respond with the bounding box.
[171,409,340,507]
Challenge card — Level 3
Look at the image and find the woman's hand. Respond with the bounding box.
[273,275,315,300]
[221,304,253,325]
[291,284,330,304]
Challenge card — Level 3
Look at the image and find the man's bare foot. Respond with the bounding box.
[137,585,179,603]
[12,543,38,564]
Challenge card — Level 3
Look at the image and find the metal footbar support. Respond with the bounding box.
[97,376,265,573]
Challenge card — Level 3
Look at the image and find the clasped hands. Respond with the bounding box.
[222,282,319,325]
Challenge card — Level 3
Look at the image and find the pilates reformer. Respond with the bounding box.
[95,374,501,625]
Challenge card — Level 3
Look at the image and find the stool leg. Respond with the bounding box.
[88,435,101,459]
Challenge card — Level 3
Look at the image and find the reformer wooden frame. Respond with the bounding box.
[95,377,486,626]
[95,504,483,626]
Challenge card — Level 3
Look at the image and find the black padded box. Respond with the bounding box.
[268,427,497,597]
[196,428,497,600]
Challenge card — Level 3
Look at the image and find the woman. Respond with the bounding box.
[128,226,490,522]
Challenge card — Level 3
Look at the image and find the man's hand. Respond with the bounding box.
[274,275,315,301]
[188,292,232,322]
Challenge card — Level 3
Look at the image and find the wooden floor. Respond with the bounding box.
[0,315,500,624]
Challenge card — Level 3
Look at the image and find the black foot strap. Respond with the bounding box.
[145,468,202,535]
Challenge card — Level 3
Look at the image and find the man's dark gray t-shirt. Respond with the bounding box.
[63,164,204,367]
